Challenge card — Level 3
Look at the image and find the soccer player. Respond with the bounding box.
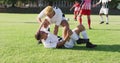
[93,0,111,24]
[70,0,80,21]
[37,1,69,32]
[35,24,97,48]
[77,0,92,29]
[37,6,70,39]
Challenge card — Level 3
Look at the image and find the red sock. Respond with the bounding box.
[78,17,82,24]
[88,19,91,28]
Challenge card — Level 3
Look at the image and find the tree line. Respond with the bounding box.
[0,0,120,9]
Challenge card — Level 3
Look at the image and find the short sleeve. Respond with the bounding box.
[38,8,46,19]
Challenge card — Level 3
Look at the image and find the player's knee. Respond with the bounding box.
[61,21,69,28]
[64,26,69,32]
[77,24,85,31]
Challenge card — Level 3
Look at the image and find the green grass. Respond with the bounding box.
[0,13,120,63]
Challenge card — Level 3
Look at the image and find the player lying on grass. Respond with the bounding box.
[35,24,97,48]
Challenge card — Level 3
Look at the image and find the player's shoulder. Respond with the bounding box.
[53,6,58,8]
[53,6,61,10]
[53,6,62,13]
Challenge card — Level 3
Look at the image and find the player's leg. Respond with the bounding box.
[75,25,88,39]
[99,8,104,24]
[77,14,83,24]
[105,14,109,24]
[73,25,88,42]
[74,11,77,21]
[104,8,109,24]
[87,15,91,29]
[74,25,97,48]
[73,25,85,35]
[60,20,70,39]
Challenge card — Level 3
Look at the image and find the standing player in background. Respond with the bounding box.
[93,0,111,24]
[77,0,92,29]
[70,0,80,21]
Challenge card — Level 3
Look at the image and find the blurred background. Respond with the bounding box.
[0,0,120,14]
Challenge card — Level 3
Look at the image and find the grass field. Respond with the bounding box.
[0,13,120,63]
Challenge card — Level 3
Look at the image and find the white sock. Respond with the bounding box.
[100,16,103,22]
[106,17,109,23]
[81,31,88,39]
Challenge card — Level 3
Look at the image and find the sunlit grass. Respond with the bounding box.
[0,13,120,63]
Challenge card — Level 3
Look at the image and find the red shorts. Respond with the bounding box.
[74,11,79,15]
[80,9,91,15]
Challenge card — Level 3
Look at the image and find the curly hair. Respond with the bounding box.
[44,6,54,16]
[35,31,41,40]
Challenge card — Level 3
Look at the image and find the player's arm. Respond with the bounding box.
[37,19,50,32]
[54,25,59,35]
[37,17,42,23]
[35,22,44,35]
[37,9,46,23]
[93,0,101,7]
[70,5,75,11]
[56,29,73,48]
[80,0,85,8]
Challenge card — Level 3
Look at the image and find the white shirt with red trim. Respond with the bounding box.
[81,0,91,10]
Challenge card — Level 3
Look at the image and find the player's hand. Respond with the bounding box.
[70,9,72,11]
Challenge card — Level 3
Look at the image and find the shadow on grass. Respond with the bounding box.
[91,28,120,31]
[61,44,120,52]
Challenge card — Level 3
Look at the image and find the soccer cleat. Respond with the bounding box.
[76,39,89,44]
[100,21,104,24]
[86,42,97,48]
[74,19,77,21]
[89,27,92,29]
[106,23,109,24]
[76,39,86,44]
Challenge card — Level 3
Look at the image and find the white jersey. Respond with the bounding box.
[99,0,109,8]
[64,31,79,48]
[41,31,79,48]
[38,7,63,26]
[99,0,110,14]
[100,0,109,3]
[41,32,59,48]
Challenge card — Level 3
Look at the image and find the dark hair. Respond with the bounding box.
[35,31,41,40]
